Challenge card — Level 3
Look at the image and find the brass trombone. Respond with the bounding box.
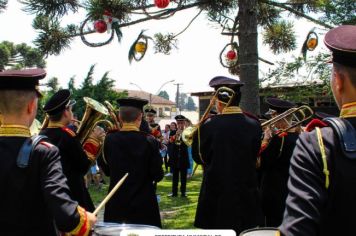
[261,105,314,134]
[182,86,236,147]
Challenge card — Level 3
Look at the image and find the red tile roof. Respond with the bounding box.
[117,89,175,105]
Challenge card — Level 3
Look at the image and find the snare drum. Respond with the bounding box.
[239,227,280,236]
[93,222,160,236]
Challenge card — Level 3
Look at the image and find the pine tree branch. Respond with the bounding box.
[174,9,203,38]
[70,1,204,38]
[262,0,334,29]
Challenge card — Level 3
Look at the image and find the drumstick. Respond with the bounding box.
[93,173,129,215]
[191,164,199,177]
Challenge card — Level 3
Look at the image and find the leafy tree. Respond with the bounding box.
[178,92,187,111]
[186,97,197,111]
[0,0,7,13]
[11,0,356,114]
[0,41,45,70]
[46,77,60,92]
[71,64,127,118]
[36,64,127,121]
[158,90,169,100]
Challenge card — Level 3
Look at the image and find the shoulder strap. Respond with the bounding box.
[324,117,356,159]
[17,135,47,168]
[315,127,330,189]
[61,126,76,137]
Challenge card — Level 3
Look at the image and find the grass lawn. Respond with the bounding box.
[89,166,203,229]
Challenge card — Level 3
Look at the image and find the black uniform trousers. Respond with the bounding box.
[169,138,190,196]
[172,167,187,196]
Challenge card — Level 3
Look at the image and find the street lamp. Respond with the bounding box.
[156,79,175,95]
[129,82,143,92]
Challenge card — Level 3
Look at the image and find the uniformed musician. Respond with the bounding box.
[40,89,104,212]
[0,69,95,235]
[168,115,190,197]
[192,76,263,234]
[145,107,162,139]
[259,97,300,227]
[98,97,164,227]
[279,25,356,235]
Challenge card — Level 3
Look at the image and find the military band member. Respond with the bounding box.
[259,97,300,226]
[98,97,163,227]
[279,25,356,235]
[0,69,95,235]
[192,76,263,234]
[168,115,190,197]
[145,107,161,130]
[40,89,103,212]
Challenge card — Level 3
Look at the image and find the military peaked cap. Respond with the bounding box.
[117,97,148,111]
[324,25,356,68]
[265,97,296,114]
[43,89,76,116]
[0,68,46,96]
[209,76,244,92]
[174,115,187,121]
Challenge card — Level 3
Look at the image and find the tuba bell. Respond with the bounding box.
[76,97,115,144]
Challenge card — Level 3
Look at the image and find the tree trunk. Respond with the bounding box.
[238,0,260,115]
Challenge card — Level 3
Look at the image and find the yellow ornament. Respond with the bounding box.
[135,42,147,53]
[307,38,318,51]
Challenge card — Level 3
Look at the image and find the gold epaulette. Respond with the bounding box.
[62,127,76,137]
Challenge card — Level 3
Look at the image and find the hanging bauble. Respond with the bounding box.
[135,42,147,53]
[220,42,239,69]
[155,0,170,8]
[226,50,237,60]
[94,20,107,33]
[306,37,318,51]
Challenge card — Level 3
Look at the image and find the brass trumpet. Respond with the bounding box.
[182,86,235,146]
[174,129,183,145]
[261,105,314,134]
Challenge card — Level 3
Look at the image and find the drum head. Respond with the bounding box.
[94,223,159,236]
[239,227,279,236]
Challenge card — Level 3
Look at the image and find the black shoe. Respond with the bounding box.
[168,193,177,197]
[181,193,187,197]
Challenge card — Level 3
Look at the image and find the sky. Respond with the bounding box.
[0,1,330,102]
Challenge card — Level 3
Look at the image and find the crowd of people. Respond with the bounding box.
[0,25,355,236]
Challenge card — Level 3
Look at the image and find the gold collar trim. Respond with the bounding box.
[47,121,65,128]
[0,125,31,137]
[340,102,356,118]
[222,106,242,115]
[121,123,139,132]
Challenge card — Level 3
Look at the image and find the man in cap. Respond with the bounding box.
[279,25,356,235]
[98,97,163,227]
[145,107,162,138]
[168,114,190,197]
[40,89,104,212]
[0,69,96,235]
[191,76,263,234]
[258,97,300,227]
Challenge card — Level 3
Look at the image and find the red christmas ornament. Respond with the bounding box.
[94,20,107,33]
[155,0,170,8]
[226,50,237,60]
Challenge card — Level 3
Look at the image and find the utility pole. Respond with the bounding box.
[174,83,183,113]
